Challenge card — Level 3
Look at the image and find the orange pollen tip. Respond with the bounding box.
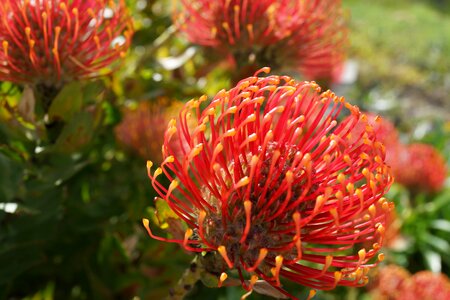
[358,249,366,262]
[235,176,250,188]
[307,290,317,300]
[218,246,234,268]
[183,228,193,245]
[369,204,376,217]
[334,271,342,283]
[248,248,268,271]
[218,272,227,287]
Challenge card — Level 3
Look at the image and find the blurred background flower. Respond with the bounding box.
[115,98,184,164]
[0,0,133,87]
[176,0,346,82]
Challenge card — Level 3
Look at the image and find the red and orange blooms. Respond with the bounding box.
[0,0,133,86]
[143,69,393,298]
[115,99,184,164]
[371,265,450,300]
[176,0,346,80]
[391,143,447,193]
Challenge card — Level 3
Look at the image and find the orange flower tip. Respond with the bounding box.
[249,275,258,286]
[358,249,367,262]
[198,210,207,222]
[323,255,333,271]
[307,289,317,300]
[369,204,376,217]
[218,245,234,268]
[276,255,284,267]
[146,161,153,169]
[225,128,237,137]
[328,208,339,225]
[346,183,355,194]
[168,118,177,127]
[184,228,193,240]
[235,176,250,188]
[292,211,300,225]
[344,154,351,165]
[337,173,346,183]
[378,253,385,262]
[374,156,383,164]
[244,200,252,213]
[205,107,215,116]
[255,67,271,76]
[142,218,150,228]
[376,223,386,235]
[334,271,342,283]
[212,163,221,171]
[218,272,228,287]
[153,167,162,177]
[211,26,218,36]
[373,242,380,250]
[164,156,175,164]
[314,195,326,213]
[249,155,259,167]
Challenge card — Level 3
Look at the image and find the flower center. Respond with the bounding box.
[200,142,318,270]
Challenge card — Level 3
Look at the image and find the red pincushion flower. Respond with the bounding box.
[391,143,447,193]
[176,0,346,80]
[115,99,184,164]
[397,271,450,300]
[143,68,393,298]
[0,0,133,86]
[370,265,411,300]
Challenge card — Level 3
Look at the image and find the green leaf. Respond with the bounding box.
[48,82,83,122]
[425,233,450,254]
[54,111,94,152]
[148,198,180,229]
[0,153,23,202]
[423,250,442,273]
[430,219,450,232]
[18,85,36,123]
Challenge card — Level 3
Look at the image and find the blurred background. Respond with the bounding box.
[0,0,449,299]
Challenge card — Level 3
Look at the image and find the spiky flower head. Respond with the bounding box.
[370,265,411,300]
[143,68,393,298]
[115,99,184,164]
[371,266,450,300]
[176,0,346,80]
[391,143,447,193]
[397,271,450,300]
[0,0,133,86]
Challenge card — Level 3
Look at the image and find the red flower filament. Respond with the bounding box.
[176,0,346,80]
[0,0,133,85]
[143,69,393,298]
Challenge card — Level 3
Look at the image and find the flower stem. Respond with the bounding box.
[166,256,202,300]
